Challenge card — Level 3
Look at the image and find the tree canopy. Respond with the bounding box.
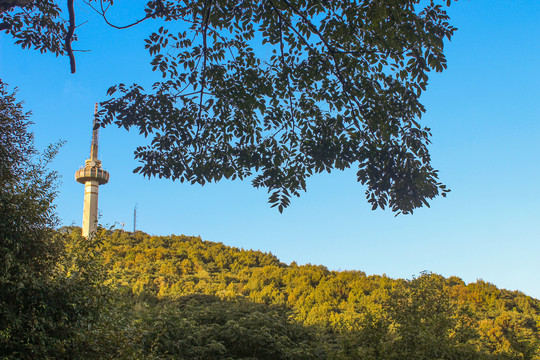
[59,227,540,359]
[0,81,101,358]
[1,0,455,212]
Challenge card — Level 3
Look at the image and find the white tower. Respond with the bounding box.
[75,104,110,237]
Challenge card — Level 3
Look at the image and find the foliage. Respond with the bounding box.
[130,295,323,359]
[0,0,67,55]
[0,81,104,359]
[75,229,540,359]
[0,79,62,358]
[100,0,455,213]
[2,0,455,212]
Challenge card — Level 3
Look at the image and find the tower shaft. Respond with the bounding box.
[82,180,100,237]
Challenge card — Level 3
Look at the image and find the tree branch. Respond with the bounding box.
[81,0,151,29]
[99,0,150,29]
[274,0,364,131]
[267,0,315,53]
[65,0,76,73]
[277,14,295,132]
[197,0,213,124]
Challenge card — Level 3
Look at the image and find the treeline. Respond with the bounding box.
[55,227,540,359]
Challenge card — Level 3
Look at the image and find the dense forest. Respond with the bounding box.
[20,226,536,360]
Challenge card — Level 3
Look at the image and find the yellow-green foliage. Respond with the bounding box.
[71,228,540,359]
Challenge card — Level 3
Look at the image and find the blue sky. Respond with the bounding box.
[1,0,539,298]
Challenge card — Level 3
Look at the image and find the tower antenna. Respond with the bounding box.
[90,102,99,160]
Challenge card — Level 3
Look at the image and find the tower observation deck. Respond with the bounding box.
[75,104,109,237]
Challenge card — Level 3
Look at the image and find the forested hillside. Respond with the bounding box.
[56,227,540,359]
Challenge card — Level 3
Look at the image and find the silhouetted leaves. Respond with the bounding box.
[95,0,454,212]
[3,0,455,211]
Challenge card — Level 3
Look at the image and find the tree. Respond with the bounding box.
[0,80,63,296]
[1,0,455,213]
[0,80,102,358]
[383,273,478,360]
[0,79,63,356]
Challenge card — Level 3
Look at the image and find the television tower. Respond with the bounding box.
[75,104,110,237]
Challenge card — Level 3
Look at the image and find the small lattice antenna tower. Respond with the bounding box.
[133,204,137,233]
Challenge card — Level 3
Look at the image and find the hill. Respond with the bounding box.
[58,227,540,359]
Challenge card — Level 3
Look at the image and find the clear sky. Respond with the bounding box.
[1,1,539,298]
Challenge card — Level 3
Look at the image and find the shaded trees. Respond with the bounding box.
[0,81,103,359]
[132,295,324,359]
[0,80,68,357]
